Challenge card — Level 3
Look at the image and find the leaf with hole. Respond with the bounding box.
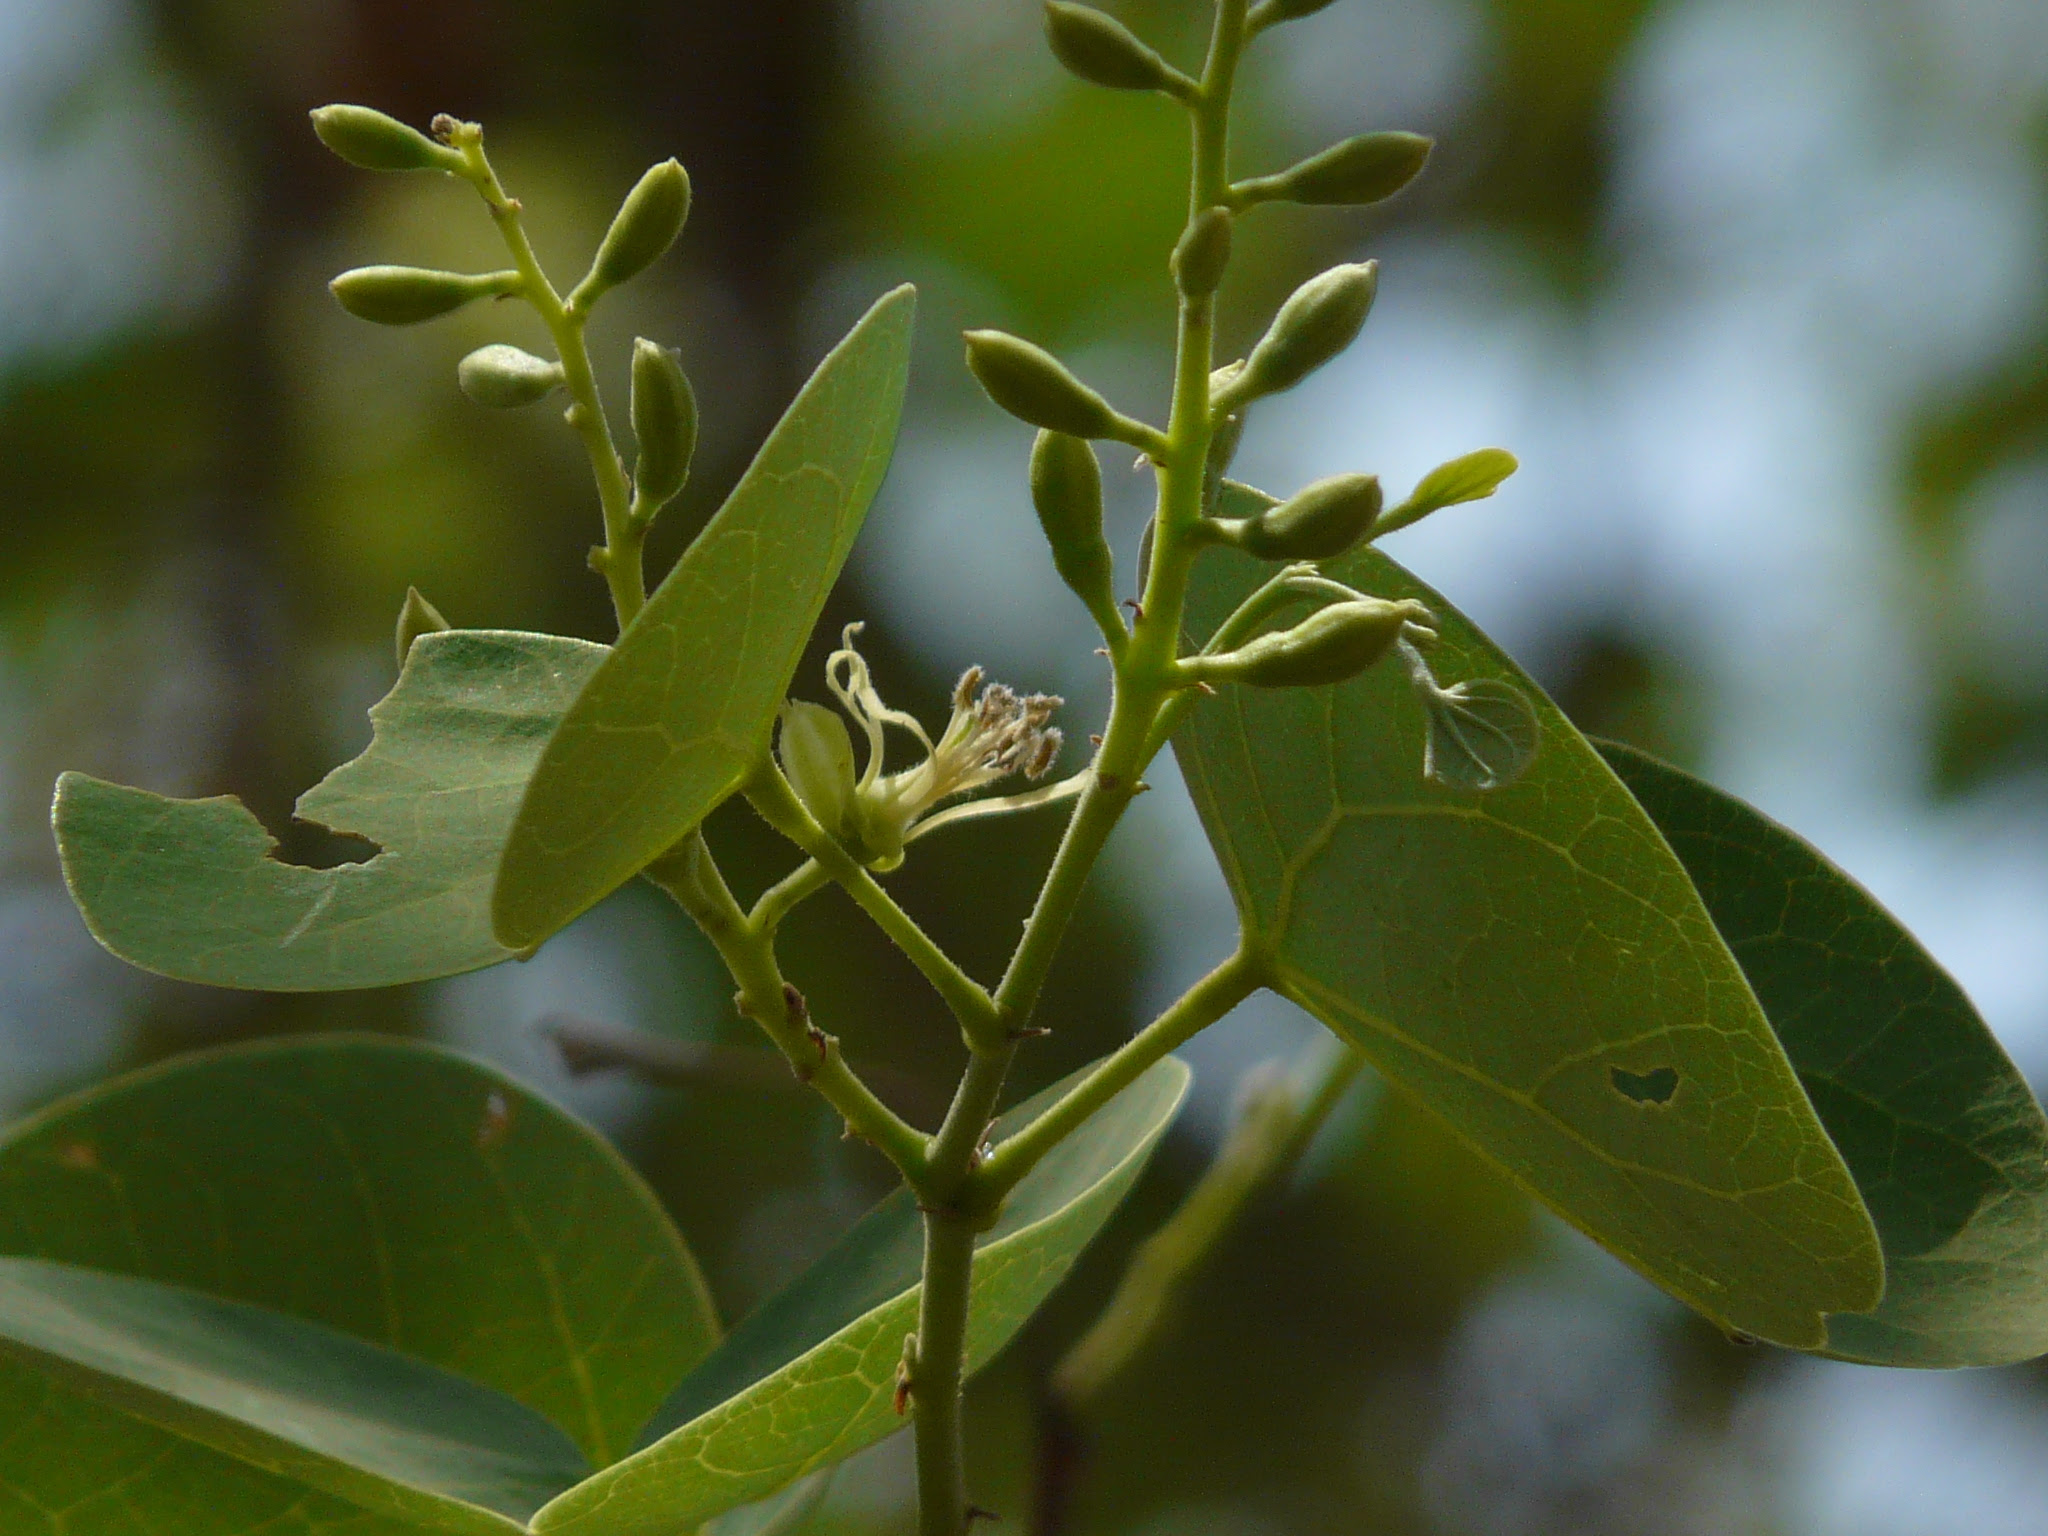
[1420,676,1540,791]
[0,1036,717,1532]
[530,1057,1190,1536]
[493,285,916,950]
[55,629,607,991]
[1173,539,1883,1348]
[1600,740,2048,1366]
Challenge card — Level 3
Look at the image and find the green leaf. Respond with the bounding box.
[493,286,917,951]
[0,1258,586,1532]
[55,629,607,991]
[531,1057,1190,1536]
[703,1471,832,1536]
[1376,447,1518,537]
[0,1034,717,1532]
[1173,542,1883,1348]
[1599,740,2048,1366]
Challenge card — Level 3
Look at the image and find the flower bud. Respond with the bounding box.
[1172,207,1233,299]
[1044,2,1180,93]
[1255,0,1342,21]
[579,160,690,303]
[630,338,698,510]
[779,701,858,837]
[1231,261,1378,402]
[1375,448,1519,536]
[457,343,563,408]
[1244,132,1432,207]
[1234,472,1382,560]
[330,265,520,325]
[963,330,1119,438]
[394,586,450,667]
[309,105,462,174]
[1207,597,1431,688]
[1030,431,1116,614]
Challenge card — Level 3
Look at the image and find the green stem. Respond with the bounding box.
[911,1211,977,1536]
[643,834,931,1182]
[449,123,645,633]
[980,947,1265,1201]
[905,10,1257,1533]
[1050,1040,1363,1412]
[749,858,830,935]
[745,763,1002,1047]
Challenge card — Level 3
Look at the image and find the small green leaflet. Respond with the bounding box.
[0,1258,586,1533]
[1600,741,2048,1366]
[1173,541,1883,1348]
[531,1057,1190,1536]
[0,1035,717,1535]
[55,629,606,991]
[493,286,917,951]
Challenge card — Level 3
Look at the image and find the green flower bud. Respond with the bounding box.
[1231,261,1378,403]
[309,104,462,174]
[1233,472,1382,560]
[630,338,698,511]
[1375,448,1519,537]
[578,159,690,304]
[457,343,563,408]
[330,266,520,325]
[1207,597,1432,688]
[963,330,1119,438]
[1242,132,1432,208]
[779,701,858,837]
[394,586,450,667]
[1253,0,1342,22]
[1030,431,1115,614]
[1043,2,1181,93]
[1172,207,1234,299]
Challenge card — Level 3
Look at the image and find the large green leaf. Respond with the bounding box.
[0,1035,717,1529]
[55,629,607,991]
[0,1258,585,1532]
[532,1057,1190,1536]
[1599,740,2048,1366]
[0,1364,431,1536]
[493,287,917,950]
[1173,542,1883,1348]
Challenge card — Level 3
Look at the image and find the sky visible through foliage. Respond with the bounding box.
[1,0,2047,1532]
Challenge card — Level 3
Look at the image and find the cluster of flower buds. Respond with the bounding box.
[312,105,700,532]
[779,628,1065,870]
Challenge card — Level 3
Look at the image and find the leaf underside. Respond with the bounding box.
[0,1036,717,1534]
[1173,540,1883,1349]
[0,1258,585,1532]
[54,629,607,991]
[531,1057,1190,1536]
[492,285,918,951]
[1599,740,2048,1367]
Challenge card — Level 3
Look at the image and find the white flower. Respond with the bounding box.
[778,624,1064,869]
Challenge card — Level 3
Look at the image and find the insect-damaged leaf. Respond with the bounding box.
[1601,740,2048,1367]
[1173,541,1882,1348]
[529,1058,1189,1536]
[0,1036,718,1534]
[55,629,607,991]
[493,286,916,951]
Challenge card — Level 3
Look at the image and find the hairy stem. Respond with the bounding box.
[644,834,931,1182]
[981,946,1265,1200]
[448,122,645,632]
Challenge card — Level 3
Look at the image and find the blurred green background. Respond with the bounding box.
[4,0,2048,1532]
